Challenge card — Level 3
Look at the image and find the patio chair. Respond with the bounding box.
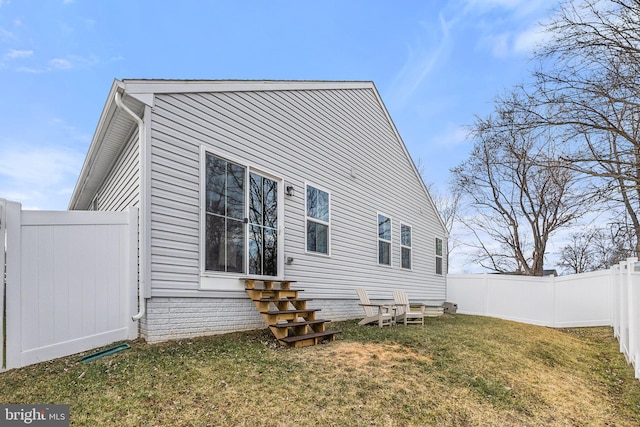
[393,290,425,326]
[356,287,394,327]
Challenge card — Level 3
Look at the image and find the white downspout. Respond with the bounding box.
[114,91,146,321]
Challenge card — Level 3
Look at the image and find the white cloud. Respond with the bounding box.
[513,24,550,54]
[467,0,525,9]
[14,54,99,73]
[0,116,90,210]
[460,0,553,58]
[0,27,16,41]
[0,146,83,210]
[0,147,81,185]
[486,33,511,58]
[464,0,546,18]
[49,57,73,70]
[387,13,452,109]
[15,66,42,73]
[431,123,469,148]
[4,49,33,59]
[48,117,92,142]
[476,24,549,58]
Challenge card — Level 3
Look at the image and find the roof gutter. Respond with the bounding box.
[114,90,146,322]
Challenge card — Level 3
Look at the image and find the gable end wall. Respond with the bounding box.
[147,87,447,302]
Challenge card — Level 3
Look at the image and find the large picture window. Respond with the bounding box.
[378,213,392,266]
[306,185,330,255]
[401,223,412,269]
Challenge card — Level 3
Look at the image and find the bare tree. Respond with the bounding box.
[532,0,640,256]
[558,220,636,274]
[417,157,462,273]
[452,90,591,276]
[427,183,462,273]
[591,222,636,268]
[558,230,598,274]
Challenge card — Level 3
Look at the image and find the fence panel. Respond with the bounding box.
[449,262,639,381]
[4,204,138,370]
[449,270,613,328]
[445,274,487,316]
[486,275,553,326]
[553,270,612,327]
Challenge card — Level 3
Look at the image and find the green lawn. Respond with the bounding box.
[2,315,639,426]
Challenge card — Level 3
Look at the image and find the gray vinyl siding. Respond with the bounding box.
[148,87,447,302]
[94,131,140,211]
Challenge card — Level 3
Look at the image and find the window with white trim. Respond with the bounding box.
[401,223,412,269]
[204,154,246,274]
[306,185,330,255]
[203,151,280,277]
[436,237,443,275]
[378,213,392,266]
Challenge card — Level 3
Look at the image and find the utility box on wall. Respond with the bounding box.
[443,302,458,314]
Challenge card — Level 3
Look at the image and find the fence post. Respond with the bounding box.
[4,201,22,370]
[619,260,629,357]
[0,199,5,370]
[628,258,640,379]
[627,258,637,366]
[611,265,619,338]
[550,273,556,328]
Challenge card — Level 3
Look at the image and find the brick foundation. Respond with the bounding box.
[139,297,369,343]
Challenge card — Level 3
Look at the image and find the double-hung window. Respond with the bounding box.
[306,185,330,255]
[401,223,412,269]
[378,213,392,266]
[436,237,443,275]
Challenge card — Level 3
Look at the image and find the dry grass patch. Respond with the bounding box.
[1,315,639,426]
[306,341,432,372]
[285,326,633,426]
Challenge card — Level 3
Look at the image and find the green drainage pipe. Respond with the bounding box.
[80,343,131,363]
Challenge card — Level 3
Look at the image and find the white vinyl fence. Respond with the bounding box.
[1,200,139,370]
[448,260,640,380]
[612,259,640,380]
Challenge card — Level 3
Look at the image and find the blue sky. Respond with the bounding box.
[0,0,556,211]
[0,1,563,272]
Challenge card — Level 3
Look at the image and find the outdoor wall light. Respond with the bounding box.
[286,185,295,197]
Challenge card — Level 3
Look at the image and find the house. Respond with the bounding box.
[69,79,448,344]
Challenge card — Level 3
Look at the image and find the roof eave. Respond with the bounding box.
[68,79,147,210]
[120,79,374,97]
